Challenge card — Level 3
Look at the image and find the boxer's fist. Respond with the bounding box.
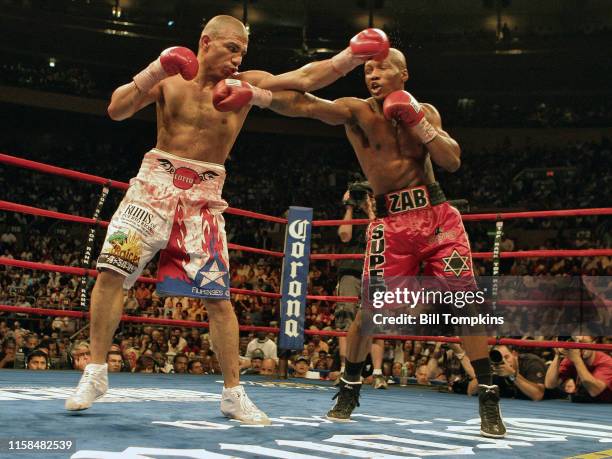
[213,79,272,112]
[383,90,438,143]
[332,28,390,75]
[213,79,253,112]
[133,46,198,93]
[350,28,390,61]
[159,47,198,80]
[383,90,424,126]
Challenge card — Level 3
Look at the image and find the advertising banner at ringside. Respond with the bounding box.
[361,275,612,336]
[278,207,313,350]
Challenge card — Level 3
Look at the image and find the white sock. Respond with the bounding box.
[86,363,107,371]
[372,369,383,376]
[224,385,244,394]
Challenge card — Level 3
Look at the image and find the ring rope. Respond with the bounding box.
[1,195,610,260]
[491,218,504,309]
[312,206,612,226]
[0,200,283,258]
[0,153,286,223]
[1,305,610,352]
[2,153,611,225]
[1,258,605,307]
[311,249,612,260]
[79,182,111,308]
[0,257,358,303]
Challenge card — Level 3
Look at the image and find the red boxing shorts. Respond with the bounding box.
[97,148,230,299]
[364,182,475,291]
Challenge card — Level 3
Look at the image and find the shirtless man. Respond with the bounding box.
[220,48,506,437]
[64,15,389,425]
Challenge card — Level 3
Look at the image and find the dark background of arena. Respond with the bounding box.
[0,0,610,393]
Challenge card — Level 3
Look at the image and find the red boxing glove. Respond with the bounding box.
[350,28,390,61]
[332,28,390,75]
[133,46,198,93]
[213,79,272,112]
[383,90,438,143]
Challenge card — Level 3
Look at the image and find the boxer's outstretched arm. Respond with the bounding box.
[267,91,353,126]
[243,29,389,92]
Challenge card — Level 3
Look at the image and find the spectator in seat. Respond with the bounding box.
[173,353,189,374]
[545,336,612,403]
[107,350,124,373]
[27,350,48,370]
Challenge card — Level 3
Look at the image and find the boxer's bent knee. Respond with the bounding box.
[95,269,126,292]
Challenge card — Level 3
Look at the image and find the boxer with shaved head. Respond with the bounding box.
[65,14,389,425]
[223,47,506,437]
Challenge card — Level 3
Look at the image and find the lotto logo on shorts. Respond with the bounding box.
[387,187,429,214]
[157,159,220,190]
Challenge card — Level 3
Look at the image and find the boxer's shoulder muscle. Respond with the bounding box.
[235,70,272,86]
[335,97,369,125]
[421,103,443,128]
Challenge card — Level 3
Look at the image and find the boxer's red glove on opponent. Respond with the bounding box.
[383,90,438,144]
[133,47,198,93]
[212,79,273,112]
[331,28,390,76]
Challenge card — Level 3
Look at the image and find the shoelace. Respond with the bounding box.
[75,369,99,396]
[482,391,500,422]
[238,391,260,415]
[332,386,360,408]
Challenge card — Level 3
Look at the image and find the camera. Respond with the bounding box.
[347,181,372,205]
[350,188,367,202]
[489,349,503,364]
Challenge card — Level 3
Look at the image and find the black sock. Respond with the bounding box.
[471,358,492,385]
[343,360,364,383]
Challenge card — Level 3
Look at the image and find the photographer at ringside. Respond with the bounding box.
[488,345,546,401]
[545,336,612,403]
[335,180,387,389]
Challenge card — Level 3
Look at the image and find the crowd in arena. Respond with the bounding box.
[1,121,611,403]
[2,59,612,128]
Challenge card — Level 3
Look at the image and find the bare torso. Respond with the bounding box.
[343,97,436,196]
[154,74,254,164]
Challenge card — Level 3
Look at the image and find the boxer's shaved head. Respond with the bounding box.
[199,15,249,78]
[201,15,248,41]
[388,48,407,71]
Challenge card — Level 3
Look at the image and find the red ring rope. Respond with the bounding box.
[0,153,286,223]
[0,258,358,303]
[2,153,611,328]
[3,199,610,261]
[1,305,610,352]
[3,152,611,226]
[311,249,612,260]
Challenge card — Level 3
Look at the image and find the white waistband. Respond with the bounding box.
[149,148,226,173]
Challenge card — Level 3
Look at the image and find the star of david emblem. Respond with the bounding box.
[199,260,227,287]
[442,249,470,277]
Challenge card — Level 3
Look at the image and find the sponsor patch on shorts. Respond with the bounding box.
[98,230,142,274]
[118,204,157,237]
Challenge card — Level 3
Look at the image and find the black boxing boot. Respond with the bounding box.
[326,378,362,422]
[478,384,506,438]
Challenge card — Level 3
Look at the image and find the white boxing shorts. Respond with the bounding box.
[97,148,230,299]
